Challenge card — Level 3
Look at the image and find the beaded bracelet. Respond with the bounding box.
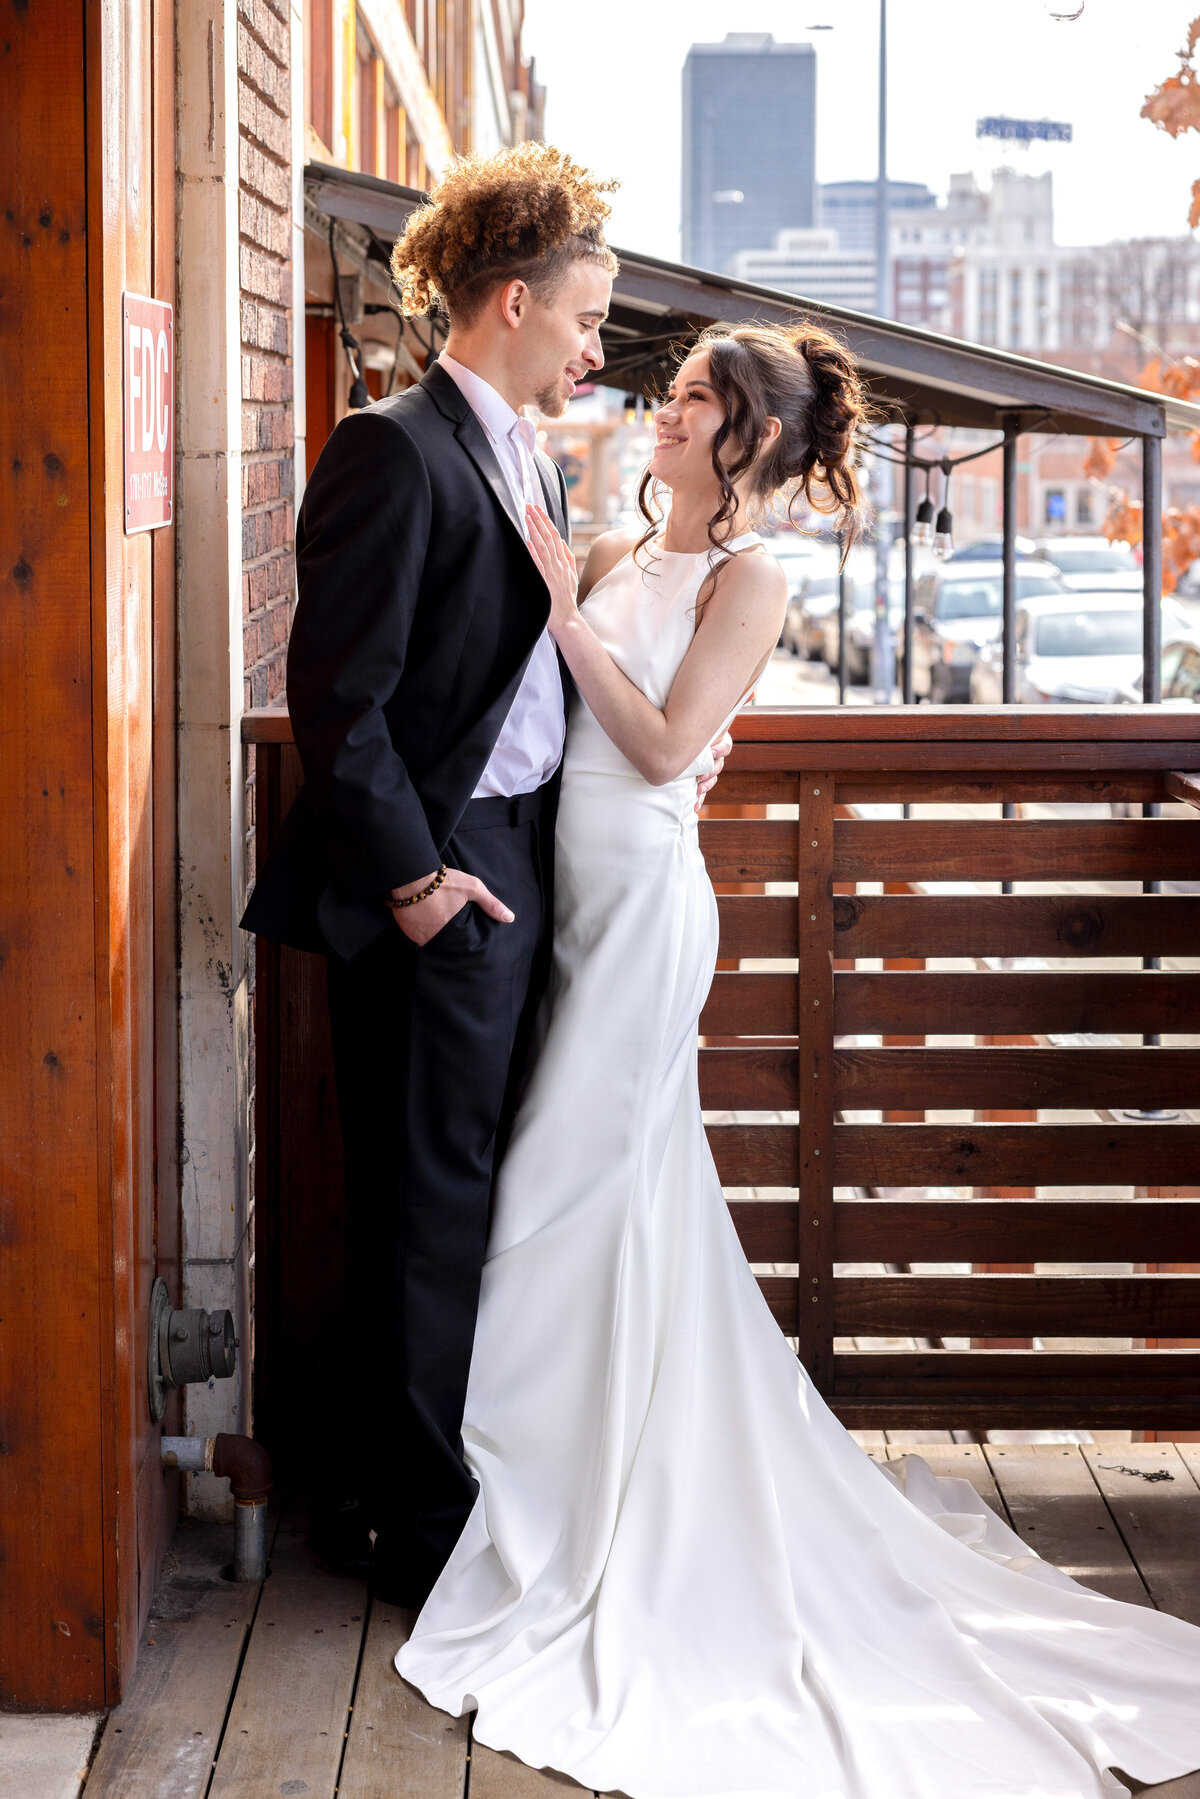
[385,863,448,910]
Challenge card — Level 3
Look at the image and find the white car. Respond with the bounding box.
[970,592,1186,705]
[1035,536,1142,593]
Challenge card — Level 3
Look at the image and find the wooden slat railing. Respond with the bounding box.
[244,706,1200,1440]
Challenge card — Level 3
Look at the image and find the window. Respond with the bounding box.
[1167,647,1200,700]
[1009,268,1023,346]
[1048,545,1139,575]
[385,84,404,184]
[978,268,998,344]
[935,574,1065,621]
[355,25,379,175]
[1034,609,1142,657]
[1075,488,1094,527]
[308,0,334,149]
[1044,489,1066,525]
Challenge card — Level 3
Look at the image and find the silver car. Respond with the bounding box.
[902,560,1068,702]
[970,592,1187,705]
[1035,536,1142,593]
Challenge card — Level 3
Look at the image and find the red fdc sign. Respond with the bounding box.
[123,293,173,533]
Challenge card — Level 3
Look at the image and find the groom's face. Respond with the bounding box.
[519,258,611,418]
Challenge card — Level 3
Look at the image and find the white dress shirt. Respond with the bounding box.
[439,353,567,799]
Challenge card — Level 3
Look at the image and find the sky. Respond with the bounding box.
[521,0,1200,258]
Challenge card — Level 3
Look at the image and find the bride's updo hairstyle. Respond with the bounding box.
[638,319,870,584]
[390,142,619,324]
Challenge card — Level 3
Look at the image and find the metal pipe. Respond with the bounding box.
[162,1434,273,1581]
[1001,416,1018,705]
[161,1435,212,1473]
[874,0,889,318]
[1142,433,1163,703]
[902,422,914,704]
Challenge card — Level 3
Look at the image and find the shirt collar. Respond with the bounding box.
[439,352,531,453]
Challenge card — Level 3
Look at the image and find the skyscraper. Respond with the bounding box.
[682,34,816,274]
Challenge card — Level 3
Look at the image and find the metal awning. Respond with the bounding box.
[306,160,1200,441]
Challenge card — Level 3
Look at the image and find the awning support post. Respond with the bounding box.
[1142,432,1163,705]
[902,421,914,705]
[1001,415,1018,706]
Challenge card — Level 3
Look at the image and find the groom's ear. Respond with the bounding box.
[498,278,531,330]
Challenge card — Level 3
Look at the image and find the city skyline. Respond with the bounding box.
[524,0,1200,262]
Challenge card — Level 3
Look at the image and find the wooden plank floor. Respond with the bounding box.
[64,1446,1200,1799]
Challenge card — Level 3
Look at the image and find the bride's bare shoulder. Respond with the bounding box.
[579,527,643,598]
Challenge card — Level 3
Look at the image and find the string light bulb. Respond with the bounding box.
[912,465,935,546]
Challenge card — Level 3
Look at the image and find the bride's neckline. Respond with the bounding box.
[653,530,760,559]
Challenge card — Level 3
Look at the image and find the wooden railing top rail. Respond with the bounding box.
[242,703,1200,749]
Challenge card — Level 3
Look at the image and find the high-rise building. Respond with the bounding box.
[681,33,816,274]
[817,180,937,255]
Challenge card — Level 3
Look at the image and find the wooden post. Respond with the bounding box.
[797,777,835,1392]
[1136,1184,1200,1444]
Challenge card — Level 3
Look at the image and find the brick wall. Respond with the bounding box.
[237,0,294,1334]
[238,0,295,734]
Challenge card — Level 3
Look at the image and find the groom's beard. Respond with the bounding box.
[533,379,570,419]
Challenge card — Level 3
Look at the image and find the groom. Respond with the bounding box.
[243,145,726,1603]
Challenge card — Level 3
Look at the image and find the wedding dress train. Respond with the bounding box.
[396,534,1200,1799]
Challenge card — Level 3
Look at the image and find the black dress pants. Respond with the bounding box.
[324,783,553,1598]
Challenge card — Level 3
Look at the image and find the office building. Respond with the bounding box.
[682,33,816,273]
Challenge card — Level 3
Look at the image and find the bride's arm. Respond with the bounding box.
[526,505,786,787]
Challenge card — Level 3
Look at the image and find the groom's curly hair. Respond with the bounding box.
[390,143,619,324]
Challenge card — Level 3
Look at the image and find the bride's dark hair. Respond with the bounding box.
[635,318,871,594]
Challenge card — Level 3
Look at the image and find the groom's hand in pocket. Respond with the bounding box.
[388,868,515,947]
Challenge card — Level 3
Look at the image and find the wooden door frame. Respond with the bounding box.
[0,0,178,1710]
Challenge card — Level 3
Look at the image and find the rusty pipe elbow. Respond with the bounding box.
[211,1433,273,1505]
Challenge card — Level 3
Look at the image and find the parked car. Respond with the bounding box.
[818,577,905,684]
[946,534,1039,563]
[764,533,832,600]
[781,572,840,658]
[970,592,1188,705]
[1034,536,1142,593]
[900,560,1068,702]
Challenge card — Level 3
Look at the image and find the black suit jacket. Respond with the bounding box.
[241,362,569,962]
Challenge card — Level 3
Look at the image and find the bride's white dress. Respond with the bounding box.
[396,535,1200,1799]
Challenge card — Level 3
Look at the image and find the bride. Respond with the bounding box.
[395,319,1200,1799]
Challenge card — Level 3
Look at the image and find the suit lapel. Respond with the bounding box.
[455,409,528,542]
[535,453,569,542]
